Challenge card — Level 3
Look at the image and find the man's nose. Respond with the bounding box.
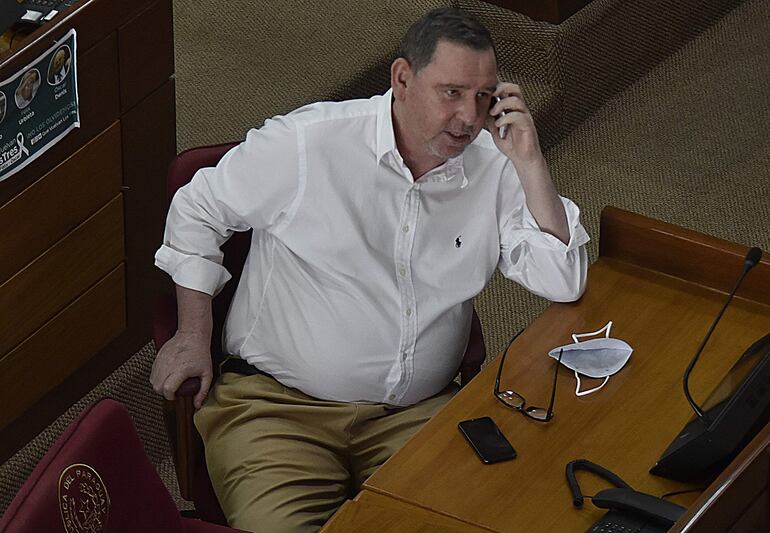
[454,96,481,126]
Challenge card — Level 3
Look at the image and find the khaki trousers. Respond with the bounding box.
[195,372,457,532]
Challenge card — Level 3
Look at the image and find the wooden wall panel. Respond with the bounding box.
[728,487,769,532]
[0,265,126,430]
[0,124,121,284]
[599,206,770,305]
[0,0,155,67]
[673,419,770,531]
[0,35,120,205]
[0,196,123,355]
[0,0,175,458]
[121,78,176,341]
[118,0,174,111]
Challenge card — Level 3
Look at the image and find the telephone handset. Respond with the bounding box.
[590,488,685,532]
[489,95,507,139]
[566,459,685,533]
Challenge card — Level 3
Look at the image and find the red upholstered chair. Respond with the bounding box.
[152,142,488,525]
[152,142,242,525]
[0,399,245,533]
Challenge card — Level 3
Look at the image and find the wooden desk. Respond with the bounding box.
[0,0,175,458]
[361,207,770,531]
[322,490,491,532]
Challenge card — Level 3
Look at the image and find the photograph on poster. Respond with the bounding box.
[0,29,79,182]
[47,46,72,85]
[14,69,41,110]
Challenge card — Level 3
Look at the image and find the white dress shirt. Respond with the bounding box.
[155,90,590,406]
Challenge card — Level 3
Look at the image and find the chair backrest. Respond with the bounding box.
[152,141,488,525]
[151,142,257,522]
[0,399,186,533]
[164,142,250,367]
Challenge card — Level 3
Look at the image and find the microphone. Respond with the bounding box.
[683,247,763,425]
[745,247,762,268]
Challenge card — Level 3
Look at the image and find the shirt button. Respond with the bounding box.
[402,224,410,233]
[389,394,396,401]
[402,352,408,360]
[405,308,412,316]
[399,267,407,277]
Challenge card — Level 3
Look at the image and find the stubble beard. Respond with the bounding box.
[427,129,476,160]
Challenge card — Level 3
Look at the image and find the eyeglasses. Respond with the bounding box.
[494,332,563,422]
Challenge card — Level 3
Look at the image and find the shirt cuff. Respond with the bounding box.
[154,245,232,296]
[513,196,590,253]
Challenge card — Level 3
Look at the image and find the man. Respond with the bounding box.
[14,69,40,109]
[152,7,589,532]
[48,47,71,84]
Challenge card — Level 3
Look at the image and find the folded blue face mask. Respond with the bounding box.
[548,321,633,397]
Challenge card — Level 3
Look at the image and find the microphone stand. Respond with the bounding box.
[682,247,762,427]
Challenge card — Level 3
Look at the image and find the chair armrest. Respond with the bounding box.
[163,394,199,501]
[154,293,204,500]
[152,294,206,398]
[460,308,487,386]
[175,377,202,397]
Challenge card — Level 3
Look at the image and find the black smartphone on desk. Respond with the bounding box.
[458,416,517,464]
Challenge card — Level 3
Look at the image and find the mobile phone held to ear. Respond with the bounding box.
[490,96,507,139]
[458,416,517,464]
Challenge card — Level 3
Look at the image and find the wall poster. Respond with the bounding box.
[0,28,79,183]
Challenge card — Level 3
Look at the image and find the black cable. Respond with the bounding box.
[566,459,632,508]
[660,487,706,500]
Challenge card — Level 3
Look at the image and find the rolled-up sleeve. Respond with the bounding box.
[154,116,300,296]
[498,188,590,303]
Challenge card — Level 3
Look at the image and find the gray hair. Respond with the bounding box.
[398,8,496,74]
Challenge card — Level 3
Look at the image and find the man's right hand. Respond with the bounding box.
[150,330,213,409]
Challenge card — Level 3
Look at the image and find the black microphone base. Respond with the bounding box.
[651,332,770,481]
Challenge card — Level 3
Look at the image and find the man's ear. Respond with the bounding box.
[391,57,412,101]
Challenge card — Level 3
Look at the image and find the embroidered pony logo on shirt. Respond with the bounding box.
[455,236,462,248]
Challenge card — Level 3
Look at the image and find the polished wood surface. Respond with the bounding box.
[600,206,770,305]
[0,197,123,357]
[165,380,200,500]
[364,208,770,531]
[118,0,174,111]
[674,413,770,532]
[0,265,126,429]
[122,78,176,334]
[322,490,491,532]
[0,35,120,205]
[0,124,122,284]
[0,0,156,66]
[0,0,175,457]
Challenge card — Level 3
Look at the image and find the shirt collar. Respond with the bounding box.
[376,89,469,188]
[376,89,396,163]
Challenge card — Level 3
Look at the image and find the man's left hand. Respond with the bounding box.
[487,82,543,165]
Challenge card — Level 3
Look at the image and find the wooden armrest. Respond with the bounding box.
[460,308,487,386]
[154,295,203,500]
[175,377,201,397]
[163,393,199,500]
